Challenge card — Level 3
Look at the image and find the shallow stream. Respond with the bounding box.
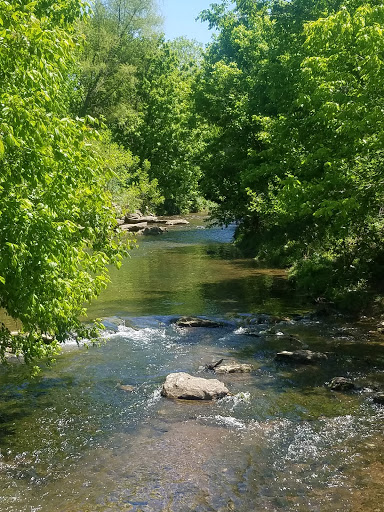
[0,216,383,511]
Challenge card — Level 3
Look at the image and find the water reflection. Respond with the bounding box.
[86,223,304,320]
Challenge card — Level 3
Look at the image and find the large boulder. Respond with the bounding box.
[275,349,328,364]
[372,392,384,405]
[161,372,230,400]
[174,316,222,328]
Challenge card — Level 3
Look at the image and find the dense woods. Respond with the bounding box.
[1,0,384,361]
[197,0,384,309]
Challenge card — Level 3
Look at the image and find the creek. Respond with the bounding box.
[0,215,383,511]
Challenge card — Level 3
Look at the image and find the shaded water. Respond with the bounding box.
[0,216,384,511]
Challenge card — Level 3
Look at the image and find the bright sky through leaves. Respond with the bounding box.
[159,0,213,44]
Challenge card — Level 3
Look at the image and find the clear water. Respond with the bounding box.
[0,215,383,511]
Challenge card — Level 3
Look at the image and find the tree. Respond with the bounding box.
[93,130,164,214]
[249,2,384,301]
[128,39,205,214]
[195,0,280,224]
[75,0,162,129]
[196,0,384,305]
[0,0,128,364]
[77,1,206,214]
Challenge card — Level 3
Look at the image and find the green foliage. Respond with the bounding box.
[93,131,164,214]
[196,0,384,306]
[75,0,162,124]
[129,40,205,214]
[76,1,204,214]
[0,0,128,363]
[195,0,277,224]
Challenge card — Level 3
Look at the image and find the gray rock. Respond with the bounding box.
[150,218,189,225]
[150,218,169,224]
[327,377,355,391]
[372,392,384,405]
[120,222,147,232]
[161,372,229,400]
[174,316,222,328]
[215,363,253,374]
[275,349,328,364]
[142,226,166,236]
[124,213,143,223]
[139,215,158,223]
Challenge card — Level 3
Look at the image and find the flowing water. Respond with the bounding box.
[0,216,384,512]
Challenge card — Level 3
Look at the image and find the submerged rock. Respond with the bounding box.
[174,316,222,328]
[115,383,135,392]
[327,377,356,391]
[214,363,253,374]
[372,392,384,405]
[275,349,328,364]
[120,222,147,232]
[243,328,302,345]
[143,226,166,235]
[242,328,262,337]
[161,372,229,400]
